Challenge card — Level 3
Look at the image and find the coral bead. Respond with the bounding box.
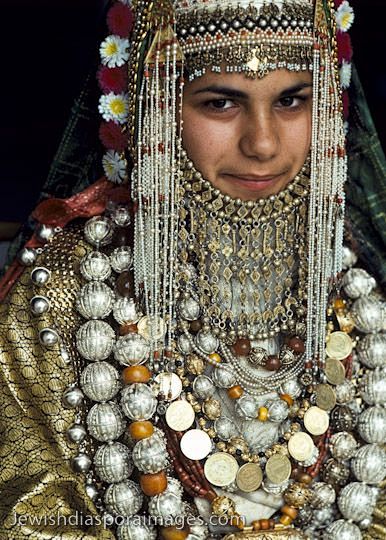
[233,338,251,357]
[140,471,168,496]
[129,420,154,440]
[227,385,244,400]
[287,337,305,354]
[252,520,261,531]
[160,526,190,540]
[120,323,138,335]
[122,365,151,384]
[260,519,270,530]
[265,355,281,371]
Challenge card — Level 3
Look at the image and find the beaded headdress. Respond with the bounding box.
[126,0,347,375]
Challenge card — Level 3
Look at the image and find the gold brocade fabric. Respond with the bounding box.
[0,225,114,540]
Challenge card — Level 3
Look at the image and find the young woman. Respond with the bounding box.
[1,0,385,539]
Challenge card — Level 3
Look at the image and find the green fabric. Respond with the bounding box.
[346,65,386,291]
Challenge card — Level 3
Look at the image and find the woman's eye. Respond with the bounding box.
[278,96,303,108]
[206,99,235,110]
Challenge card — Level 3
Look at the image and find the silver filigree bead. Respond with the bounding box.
[31,266,51,286]
[84,216,114,247]
[310,482,336,508]
[94,442,133,483]
[193,375,215,399]
[195,330,219,354]
[178,296,201,321]
[113,297,140,325]
[351,296,384,333]
[104,480,143,517]
[18,247,37,266]
[214,417,238,441]
[76,282,115,319]
[35,224,56,243]
[87,402,126,442]
[121,383,157,421]
[357,334,386,368]
[262,479,290,495]
[358,406,386,443]
[212,365,236,388]
[132,433,169,473]
[110,246,132,273]
[177,334,193,354]
[342,268,376,299]
[351,444,386,484]
[80,361,121,402]
[80,251,111,281]
[335,379,356,404]
[30,295,50,316]
[338,482,376,522]
[148,492,183,523]
[72,452,92,473]
[114,333,150,366]
[360,368,386,405]
[235,395,258,419]
[280,378,302,398]
[323,519,362,540]
[62,386,84,408]
[76,320,115,361]
[330,431,358,460]
[266,399,289,423]
[67,422,87,444]
[117,517,157,540]
[39,328,59,347]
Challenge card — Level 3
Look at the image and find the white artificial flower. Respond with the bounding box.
[340,60,352,89]
[336,1,355,32]
[99,92,129,124]
[102,150,128,183]
[100,35,129,68]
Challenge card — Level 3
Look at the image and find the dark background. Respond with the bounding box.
[0,0,385,230]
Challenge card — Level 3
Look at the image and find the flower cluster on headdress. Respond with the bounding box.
[98,0,134,184]
[334,0,354,118]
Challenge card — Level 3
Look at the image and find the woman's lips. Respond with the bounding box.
[220,173,284,192]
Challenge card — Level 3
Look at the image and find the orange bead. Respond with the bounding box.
[281,505,298,519]
[160,526,190,540]
[129,420,154,440]
[209,353,222,363]
[260,519,270,530]
[334,298,345,310]
[252,520,261,531]
[227,385,244,400]
[119,323,138,335]
[122,365,151,384]
[280,515,293,527]
[280,393,294,406]
[230,515,244,530]
[140,471,168,496]
[258,407,268,422]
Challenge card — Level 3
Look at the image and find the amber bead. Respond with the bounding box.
[230,515,244,530]
[265,355,281,371]
[334,298,345,310]
[209,353,221,363]
[258,407,268,422]
[233,338,251,357]
[129,420,154,440]
[280,393,294,406]
[190,319,202,333]
[119,323,138,336]
[113,226,133,247]
[122,365,151,384]
[288,337,305,354]
[280,515,293,527]
[227,385,244,400]
[116,271,135,298]
[140,471,168,496]
[160,526,190,540]
[281,505,298,519]
[269,519,275,529]
[260,520,270,530]
[252,521,261,531]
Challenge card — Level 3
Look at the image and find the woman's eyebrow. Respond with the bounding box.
[192,85,248,98]
[279,82,313,97]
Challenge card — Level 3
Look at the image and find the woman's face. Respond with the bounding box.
[182,69,313,200]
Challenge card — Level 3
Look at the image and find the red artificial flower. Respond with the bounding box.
[334,0,344,7]
[342,90,350,120]
[99,121,128,152]
[337,31,353,64]
[107,2,134,38]
[97,65,128,93]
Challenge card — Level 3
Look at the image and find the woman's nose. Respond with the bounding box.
[239,110,280,161]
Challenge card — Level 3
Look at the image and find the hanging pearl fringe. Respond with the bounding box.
[133,34,184,350]
[305,41,347,366]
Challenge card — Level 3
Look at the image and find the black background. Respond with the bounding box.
[0,0,385,224]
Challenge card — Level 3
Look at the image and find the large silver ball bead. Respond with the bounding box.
[330,405,357,432]
[212,366,237,389]
[132,433,169,474]
[35,224,56,243]
[358,406,386,443]
[67,423,87,444]
[266,399,289,423]
[360,368,386,405]
[178,296,201,321]
[356,334,386,369]
[62,386,84,408]
[39,328,59,347]
[30,295,50,316]
[323,520,362,540]
[351,296,384,334]
[104,480,143,517]
[84,216,114,247]
[87,402,126,442]
[31,267,51,286]
[310,482,336,509]
[342,246,358,269]
[235,395,258,420]
[335,380,356,404]
[148,492,183,523]
[111,206,131,227]
[195,330,219,354]
[280,378,302,398]
[117,518,157,540]
[321,459,350,488]
[80,361,121,402]
[94,442,133,483]
[110,246,132,273]
[18,247,37,266]
[338,482,376,522]
[114,333,150,366]
[113,297,140,325]
[330,431,358,460]
[71,453,92,474]
[193,375,215,399]
[351,444,386,484]
[120,383,157,421]
[76,282,115,320]
[76,320,115,361]
[80,251,111,281]
[342,268,376,299]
